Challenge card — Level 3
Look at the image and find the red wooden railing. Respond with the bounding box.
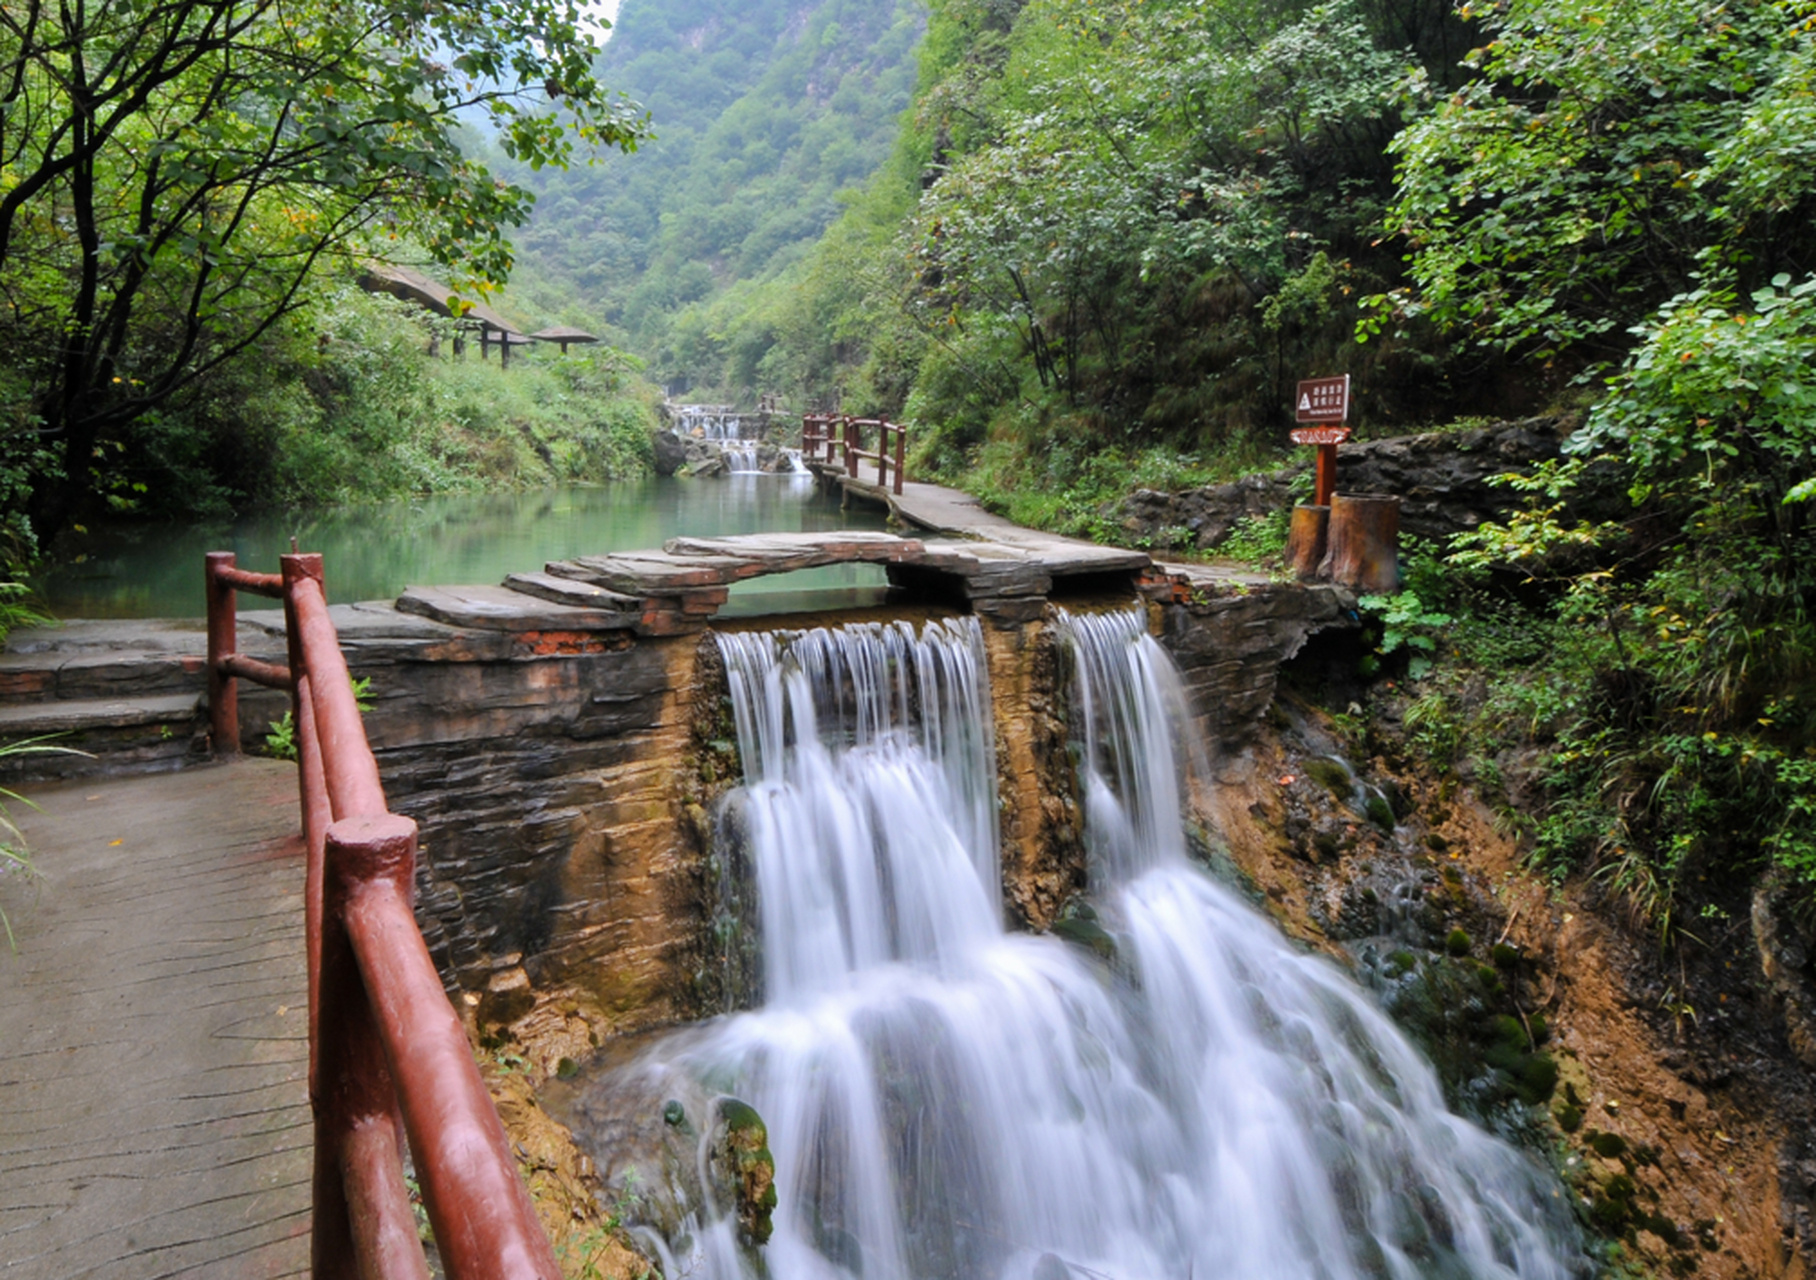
[801,413,907,495]
[802,412,840,465]
[206,551,559,1280]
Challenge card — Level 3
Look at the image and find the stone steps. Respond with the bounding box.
[0,691,208,777]
[0,620,289,778]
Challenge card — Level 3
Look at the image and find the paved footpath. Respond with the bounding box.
[0,758,310,1279]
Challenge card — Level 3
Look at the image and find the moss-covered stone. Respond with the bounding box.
[1303,757,1353,800]
[1446,927,1473,956]
[712,1097,777,1247]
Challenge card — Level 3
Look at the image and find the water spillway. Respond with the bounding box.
[585,608,1582,1278]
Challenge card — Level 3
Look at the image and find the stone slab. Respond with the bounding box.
[503,572,644,612]
[240,601,468,642]
[663,531,925,573]
[0,691,201,734]
[397,584,641,633]
[547,552,757,594]
[2,618,209,657]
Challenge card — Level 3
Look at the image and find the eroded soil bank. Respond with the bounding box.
[1200,640,1816,1280]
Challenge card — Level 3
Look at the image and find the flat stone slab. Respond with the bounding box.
[2,618,209,657]
[0,691,200,734]
[663,530,926,572]
[502,571,645,612]
[546,552,759,594]
[397,584,641,633]
[241,601,464,643]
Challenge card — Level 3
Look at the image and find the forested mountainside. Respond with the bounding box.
[504,0,925,385]
[631,0,1816,1022]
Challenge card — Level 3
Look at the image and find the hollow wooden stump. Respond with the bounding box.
[1284,505,1329,581]
[1323,493,1401,592]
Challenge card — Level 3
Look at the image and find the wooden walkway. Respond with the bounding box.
[0,758,311,1279]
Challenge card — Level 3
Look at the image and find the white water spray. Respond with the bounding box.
[627,610,1582,1279]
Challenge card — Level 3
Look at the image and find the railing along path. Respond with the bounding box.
[206,552,558,1280]
[802,412,907,495]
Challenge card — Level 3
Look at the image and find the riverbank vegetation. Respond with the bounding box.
[0,0,652,570]
[112,289,657,521]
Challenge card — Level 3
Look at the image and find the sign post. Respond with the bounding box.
[1291,374,1351,507]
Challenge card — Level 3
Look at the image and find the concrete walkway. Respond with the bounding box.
[835,474,1023,536]
[0,758,310,1279]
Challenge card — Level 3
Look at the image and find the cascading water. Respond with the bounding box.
[674,404,747,441]
[620,609,1583,1280]
[722,443,762,473]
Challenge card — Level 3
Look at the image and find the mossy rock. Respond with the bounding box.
[712,1097,777,1246]
[1589,1131,1628,1160]
[1303,757,1353,800]
[1052,915,1117,961]
[1446,928,1473,957]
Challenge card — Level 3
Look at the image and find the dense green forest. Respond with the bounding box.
[609,0,1815,937]
[501,0,925,387]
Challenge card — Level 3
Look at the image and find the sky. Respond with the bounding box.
[585,0,622,40]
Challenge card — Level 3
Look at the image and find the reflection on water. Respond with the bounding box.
[39,475,891,619]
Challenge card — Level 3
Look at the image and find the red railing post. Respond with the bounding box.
[842,415,855,473]
[339,813,562,1279]
[874,421,887,487]
[314,815,429,1280]
[892,420,907,495]
[282,554,333,1088]
[206,551,238,756]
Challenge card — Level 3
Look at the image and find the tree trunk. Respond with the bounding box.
[1285,504,1329,580]
[1322,493,1401,592]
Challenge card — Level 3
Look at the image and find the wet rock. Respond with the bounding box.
[652,430,687,476]
[709,1097,777,1247]
[1752,868,1816,1070]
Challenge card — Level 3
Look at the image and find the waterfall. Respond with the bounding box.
[722,442,761,473]
[622,610,1582,1280]
[674,404,746,441]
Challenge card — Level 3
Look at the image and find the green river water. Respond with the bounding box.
[39,475,891,620]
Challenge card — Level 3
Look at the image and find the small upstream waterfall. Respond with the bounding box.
[673,404,747,441]
[630,611,1581,1280]
[722,442,761,473]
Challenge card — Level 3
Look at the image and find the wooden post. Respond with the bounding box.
[1315,443,1339,507]
[1284,506,1329,581]
[1324,493,1401,592]
[892,421,906,495]
[205,552,238,756]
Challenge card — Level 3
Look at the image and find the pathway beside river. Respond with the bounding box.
[0,759,310,1279]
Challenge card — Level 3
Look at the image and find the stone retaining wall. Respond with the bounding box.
[275,571,1354,1045]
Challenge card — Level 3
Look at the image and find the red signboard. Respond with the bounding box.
[1289,426,1352,445]
[1295,374,1351,424]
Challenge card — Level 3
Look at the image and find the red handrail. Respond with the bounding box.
[206,552,559,1280]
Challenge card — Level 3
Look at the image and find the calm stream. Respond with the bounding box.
[38,475,888,619]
